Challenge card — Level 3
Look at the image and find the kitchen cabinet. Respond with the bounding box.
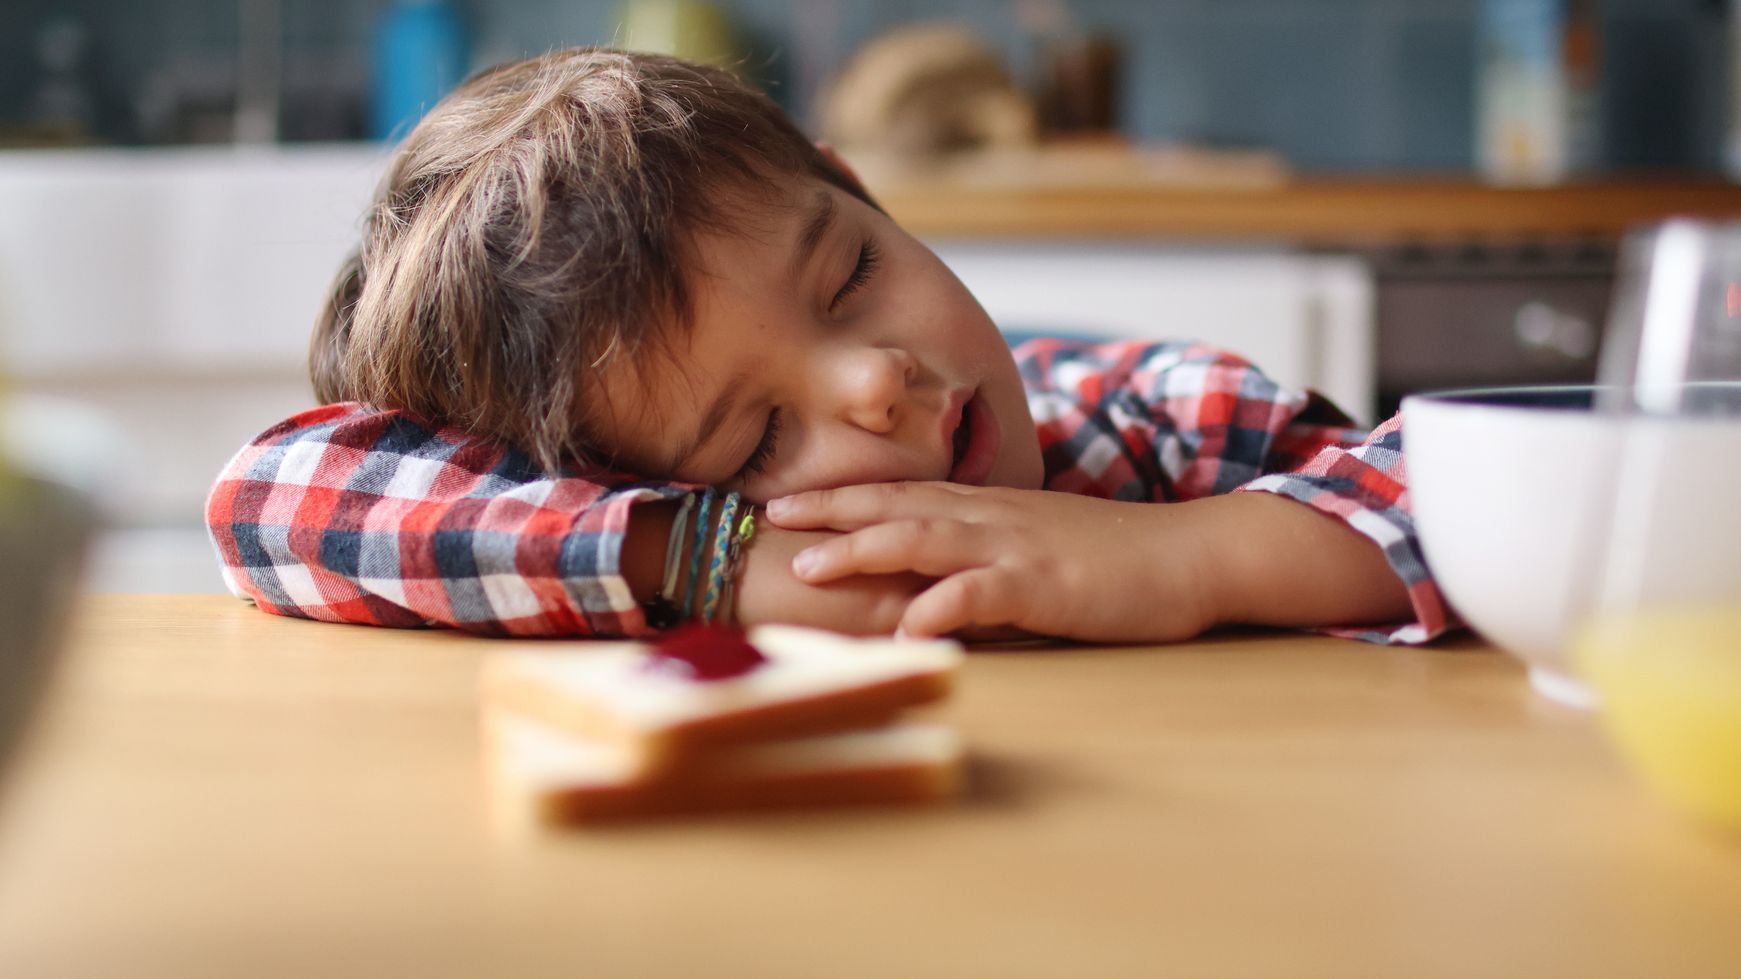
[0,147,380,373]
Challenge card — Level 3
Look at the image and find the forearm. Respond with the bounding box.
[1188,492,1413,629]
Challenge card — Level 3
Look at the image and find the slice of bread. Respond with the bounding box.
[483,710,964,825]
[480,625,963,777]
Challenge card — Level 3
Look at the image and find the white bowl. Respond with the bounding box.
[1402,385,1741,708]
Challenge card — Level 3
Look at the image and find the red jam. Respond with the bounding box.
[643,623,768,682]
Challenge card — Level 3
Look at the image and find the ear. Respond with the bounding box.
[814,141,867,192]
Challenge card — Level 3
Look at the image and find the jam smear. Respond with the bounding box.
[644,623,768,682]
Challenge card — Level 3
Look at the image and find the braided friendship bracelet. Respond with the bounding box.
[700,492,743,623]
[717,505,758,626]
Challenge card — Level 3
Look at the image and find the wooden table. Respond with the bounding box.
[2,595,1737,978]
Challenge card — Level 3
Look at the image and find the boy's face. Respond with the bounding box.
[594,175,1044,503]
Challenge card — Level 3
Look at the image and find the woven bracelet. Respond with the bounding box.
[717,505,759,627]
[700,492,743,623]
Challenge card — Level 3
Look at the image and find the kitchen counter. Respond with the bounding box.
[879,175,1741,243]
[2,594,1738,977]
[6,145,1739,249]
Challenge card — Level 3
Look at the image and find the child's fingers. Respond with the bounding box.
[897,568,1022,639]
[791,518,985,583]
[766,481,979,531]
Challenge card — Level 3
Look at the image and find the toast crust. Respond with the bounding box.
[484,667,954,775]
[482,714,965,826]
[535,761,961,823]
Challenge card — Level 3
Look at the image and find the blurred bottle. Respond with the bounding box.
[1018,0,1120,137]
[28,18,97,144]
[371,0,469,142]
[618,0,737,67]
[1476,0,1602,186]
[234,0,282,144]
[1729,0,1741,180]
[1035,34,1120,136]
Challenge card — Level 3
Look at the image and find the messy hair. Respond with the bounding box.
[311,47,873,473]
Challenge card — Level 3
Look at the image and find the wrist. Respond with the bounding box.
[623,492,761,629]
[623,499,679,605]
[623,494,716,628]
[1146,499,1230,635]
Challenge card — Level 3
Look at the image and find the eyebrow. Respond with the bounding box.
[788,190,838,285]
[662,364,755,476]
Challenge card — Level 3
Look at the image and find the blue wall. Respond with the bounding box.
[0,0,1728,172]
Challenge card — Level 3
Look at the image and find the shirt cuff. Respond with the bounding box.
[566,485,698,638]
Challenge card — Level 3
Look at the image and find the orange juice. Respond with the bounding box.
[1577,606,1741,830]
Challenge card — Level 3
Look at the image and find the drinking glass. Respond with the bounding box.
[0,397,106,776]
[1573,219,1741,828]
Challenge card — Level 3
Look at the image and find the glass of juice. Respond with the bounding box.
[1577,607,1741,830]
[1575,220,1741,829]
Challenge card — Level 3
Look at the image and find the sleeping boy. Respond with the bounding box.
[206,47,1451,645]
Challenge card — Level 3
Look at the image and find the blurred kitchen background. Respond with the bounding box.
[2,0,1740,594]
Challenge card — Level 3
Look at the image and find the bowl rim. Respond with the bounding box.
[1403,381,1741,413]
[1401,383,1603,413]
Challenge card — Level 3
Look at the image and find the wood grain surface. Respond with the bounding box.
[0,594,1736,978]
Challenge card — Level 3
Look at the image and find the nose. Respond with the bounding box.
[828,345,917,433]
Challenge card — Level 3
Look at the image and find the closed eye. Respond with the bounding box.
[735,407,782,479]
[830,237,881,311]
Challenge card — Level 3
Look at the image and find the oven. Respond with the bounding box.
[1369,239,1616,418]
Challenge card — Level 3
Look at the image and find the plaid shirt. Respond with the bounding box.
[207,338,1451,643]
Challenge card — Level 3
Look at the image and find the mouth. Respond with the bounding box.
[950,407,973,469]
[944,389,1000,485]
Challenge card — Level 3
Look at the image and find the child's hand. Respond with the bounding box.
[763,483,1219,642]
[731,523,931,636]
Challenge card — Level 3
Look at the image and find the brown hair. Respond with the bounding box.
[312,47,873,473]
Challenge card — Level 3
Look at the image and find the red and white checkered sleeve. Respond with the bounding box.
[204,403,691,637]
